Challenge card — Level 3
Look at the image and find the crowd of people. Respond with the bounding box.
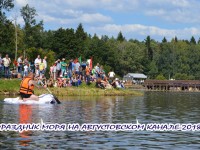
[0,53,125,89]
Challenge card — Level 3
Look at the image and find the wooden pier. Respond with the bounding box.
[144,80,200,91]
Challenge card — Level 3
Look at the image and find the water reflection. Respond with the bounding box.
[19,105,32,146]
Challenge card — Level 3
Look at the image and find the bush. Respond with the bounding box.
[155,74,166,80]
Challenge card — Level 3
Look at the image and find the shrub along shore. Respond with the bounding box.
[0,79,143,96]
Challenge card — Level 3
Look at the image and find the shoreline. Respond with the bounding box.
[0,88,144,96]
[0,89,144,96]
[0,79,143,96]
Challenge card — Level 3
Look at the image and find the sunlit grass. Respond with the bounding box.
[0,79,143,96]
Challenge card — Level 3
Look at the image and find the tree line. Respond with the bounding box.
[1,1,200,80]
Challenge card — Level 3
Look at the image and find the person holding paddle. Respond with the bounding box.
[19,72,46,101]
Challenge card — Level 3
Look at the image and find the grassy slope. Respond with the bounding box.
[0,79,143,96]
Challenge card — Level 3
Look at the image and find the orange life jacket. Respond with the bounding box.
[19,77,34,94]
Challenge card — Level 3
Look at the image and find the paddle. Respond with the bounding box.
[39,79,61,104]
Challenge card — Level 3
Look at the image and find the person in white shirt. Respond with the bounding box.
[43,56,47,75]
[3,54,11,78]
[34,55,41,75]
[108,69,115,83]
[34,55,41,66]
[24,63,29,77]
[115,78,122,88]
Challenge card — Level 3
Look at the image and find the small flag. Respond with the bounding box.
[87,57,93,70]
[78,56,82,64]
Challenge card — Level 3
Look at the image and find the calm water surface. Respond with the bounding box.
[0,92,200,149]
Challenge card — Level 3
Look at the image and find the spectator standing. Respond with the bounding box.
[85,63,90,84]
[34,55,41,75]
[61,58,67,77]
[43,56,47,75]
[23,63,29,77]
[0,53,3,78]
[34,55,41,65]
[49,64,54,79]
[100,65,105,79]
[74,60,80,75]
[30,61,35,73]
[56,59,61,78]
[24,57,29,65]
[39,59,45,77]
[17,55,23,74]
[53,62,57,80]
[68,59,73,78]
[95,63,100,78]
[3,54,11,78]
[72,60,75,74]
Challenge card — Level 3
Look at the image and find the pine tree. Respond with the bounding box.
[190,36,196,44]
[117,31,125,42]
[162,37,167,43]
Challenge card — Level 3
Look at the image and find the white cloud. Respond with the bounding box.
[171,0,190,8]
[38,12,112,25]
[80,13,112,23]
[9,0,200,41]
[91,24,200,41]
[12,0,113,26]
[13,0,200,25]
[16,0,28,7]
[144,0,200,24]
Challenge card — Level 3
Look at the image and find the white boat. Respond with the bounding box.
[4,94,59,104]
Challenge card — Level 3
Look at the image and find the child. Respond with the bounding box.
[57,77,63,88]
[23,63,29,77]
[47,78,54,87]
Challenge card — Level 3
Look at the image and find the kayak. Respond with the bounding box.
[4,94,58,104]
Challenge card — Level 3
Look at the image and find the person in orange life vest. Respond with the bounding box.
[19,72,46,101]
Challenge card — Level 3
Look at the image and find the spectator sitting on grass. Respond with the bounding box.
[57,77,63,88]
[46,78,54,87]
[71,74,78,86]
[111,78,123,89]
[96,77,108,89]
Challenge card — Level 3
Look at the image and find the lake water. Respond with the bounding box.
[0,92,200,149]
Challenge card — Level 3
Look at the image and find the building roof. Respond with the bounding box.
[125,73,147,79]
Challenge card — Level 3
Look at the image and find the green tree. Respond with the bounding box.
[75,23,87,58]
[20,4,44,49]
[0,0,15,56]
[148,60,158,79]
[162,37,167,43]
[20,4,37,26]
[155,74,166,80]
[174,36,178,42]
[117,31,125,42]
[52,28,76,59]
[190,36,196,44]
[145,35,153,61]
[0,0,14,22]
[0,20,15,56]
[174,73,188,80]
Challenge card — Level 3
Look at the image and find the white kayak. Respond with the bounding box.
[4,94,59,104]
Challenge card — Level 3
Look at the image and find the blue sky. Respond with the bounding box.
[7,0,200,41]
